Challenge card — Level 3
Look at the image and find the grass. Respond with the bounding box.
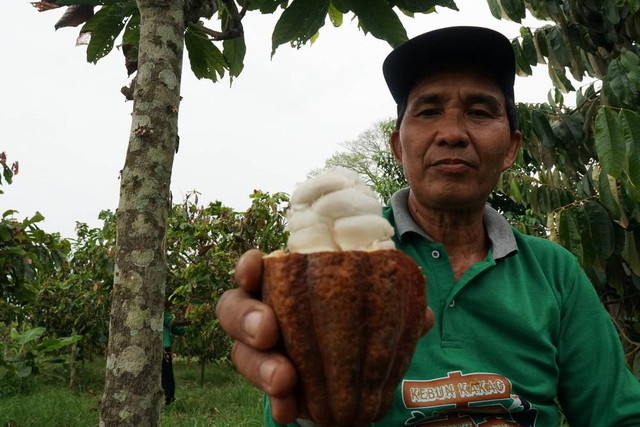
[0,358,264,427]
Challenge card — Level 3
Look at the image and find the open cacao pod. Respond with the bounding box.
[262,249,427,426]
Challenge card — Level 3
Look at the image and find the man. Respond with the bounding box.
[216,26,640,425]
[162,302,190,405]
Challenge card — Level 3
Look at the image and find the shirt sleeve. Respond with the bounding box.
[557,262,640,425]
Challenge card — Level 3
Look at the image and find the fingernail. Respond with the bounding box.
[243,311,262,338]
[260,359,278,384]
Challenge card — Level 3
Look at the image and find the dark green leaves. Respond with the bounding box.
[531,110,558,147]
[223,37,247,79]
[595,108,626,178]
[558,208,583,263]
[501,0,526,23]
[271,0,330,55]
[80,2,136,63]
[185,27,228,82]
[485,0,525,22]
[346,0,408,47]
[621,110,640,188]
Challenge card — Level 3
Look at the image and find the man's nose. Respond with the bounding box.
[435,112,469,147]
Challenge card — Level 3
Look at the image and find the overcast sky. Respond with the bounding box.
[2,0,555,239]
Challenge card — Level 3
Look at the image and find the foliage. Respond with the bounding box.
[319,119,407,203]
[483,0,640,373]
[31,210,116,362]
[0,326,81,382]
[33,0,459,84]
[0,154,71,323]
[167,190,289,371]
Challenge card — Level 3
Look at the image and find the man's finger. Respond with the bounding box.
[231,341,298,398]
[234,249,263,292]
[216,288,280,350]
[269,394,301,424]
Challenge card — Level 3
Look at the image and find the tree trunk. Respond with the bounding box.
[69,327,79,388]
[199,358,206,387]
[99,0,184,425]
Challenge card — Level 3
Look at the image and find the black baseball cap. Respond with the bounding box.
[382,26,516,107]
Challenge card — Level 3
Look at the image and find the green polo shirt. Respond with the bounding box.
[163,310,185,349]
[264,189,640,426]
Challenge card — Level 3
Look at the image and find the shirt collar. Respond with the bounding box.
[389,188,518,260]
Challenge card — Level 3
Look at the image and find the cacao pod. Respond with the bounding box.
[262,249,426,426]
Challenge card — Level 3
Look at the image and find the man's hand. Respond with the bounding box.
[215,249,301,423]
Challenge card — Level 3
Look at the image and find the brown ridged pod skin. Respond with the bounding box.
[262,249,427,426]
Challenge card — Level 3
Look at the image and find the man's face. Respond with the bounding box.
[391,68,522,211]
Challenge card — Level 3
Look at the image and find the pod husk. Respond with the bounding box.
[262,250,426,426]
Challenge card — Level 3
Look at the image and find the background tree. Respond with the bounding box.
[33,0,461,424]
[0,153,81,389]
[491,0,640,374]
[166,190,288,385]
[31,211,117,386]
[319,119,407,203]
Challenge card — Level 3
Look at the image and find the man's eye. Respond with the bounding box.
[468,109,492,117]
[418,109,440,117]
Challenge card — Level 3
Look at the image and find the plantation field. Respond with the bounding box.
[0,358,264,426]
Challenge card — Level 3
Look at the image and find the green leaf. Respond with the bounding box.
[330,0,350,13]
[584,201,615,259]
[81,3,135,63]
[619,51,640,90]
[223,36,246,79]
[487,0,502,19]
[547,26,571,68]
[500,0,526,23]
[598,171,624,225]
[36,335,83,353]
[392,0,440,12]
[534,27,549,58]
[620,109,640,189]
[348,0,408,47]
[512,40,532,76]
[604,0,621,25]
[595,108,626,178]
[271,0,330,56]
[53,0,120,5]
[531,110,557,147]
[574,205,595,266]
[622,230,640,276]
[16,365,33,378]
[17,327,46,346]
[185,27,227,82]
[548,66,575,93]
[244,0,287,13]
[327,2,344,26]
[520,27,538,65]
[558,209,583,264]
[121,9,139,45]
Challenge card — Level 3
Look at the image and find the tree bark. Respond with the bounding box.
[99,0,184,425]
[69,326,78,388]
[199,358,205,387]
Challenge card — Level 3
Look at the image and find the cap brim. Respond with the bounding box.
[382,26,515,105]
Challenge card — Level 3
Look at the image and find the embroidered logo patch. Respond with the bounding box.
[401,371,538,426]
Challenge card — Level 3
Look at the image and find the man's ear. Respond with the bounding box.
[502,130,522,171]
[391,130,403,166]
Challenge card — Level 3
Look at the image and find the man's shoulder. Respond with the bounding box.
[511,228,578,264]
